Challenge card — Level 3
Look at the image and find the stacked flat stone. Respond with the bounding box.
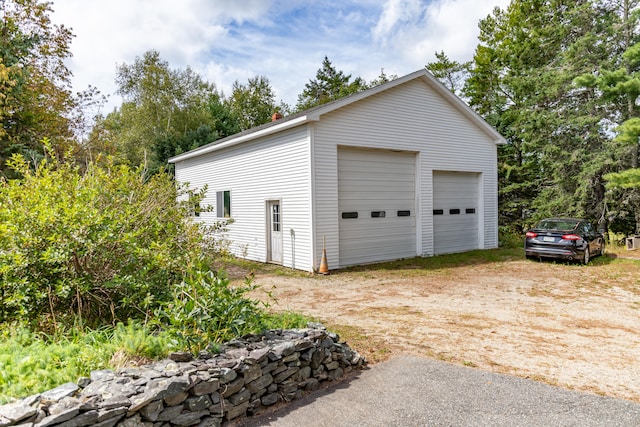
[0,323,365,427]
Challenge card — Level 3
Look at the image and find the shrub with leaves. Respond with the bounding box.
[0,140,215,327]
[153,260,270,353]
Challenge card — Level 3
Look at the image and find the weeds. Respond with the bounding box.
[262,311,313,330]
[0,262,313,403]
[0,322,171,403]
[153,262,268,354]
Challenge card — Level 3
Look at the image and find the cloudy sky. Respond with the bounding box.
[49,0,510,111]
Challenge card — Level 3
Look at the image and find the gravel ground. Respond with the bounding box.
[248,253,640,403]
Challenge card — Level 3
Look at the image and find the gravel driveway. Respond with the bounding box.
[246,251,640,403]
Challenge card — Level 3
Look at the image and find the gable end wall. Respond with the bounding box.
[312,79,498,268]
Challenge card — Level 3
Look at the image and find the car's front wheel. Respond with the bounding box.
[582,247,590,265]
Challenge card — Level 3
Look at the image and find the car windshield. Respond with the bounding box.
[535,219,579,231]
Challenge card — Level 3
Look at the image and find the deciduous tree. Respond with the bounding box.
[0,0,76,176]
[92,50,219,173]
[226,75,282,130]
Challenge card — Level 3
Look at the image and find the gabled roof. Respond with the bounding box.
[168,69,507,163]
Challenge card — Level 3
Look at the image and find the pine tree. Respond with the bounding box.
[296,56,367,111]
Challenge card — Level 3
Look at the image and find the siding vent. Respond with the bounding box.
[433,209,444,215]
[341,212,358,219]
[449,208,460,215]
[397,210,411,217]
[371,211,386,218]
[466,208,476,214]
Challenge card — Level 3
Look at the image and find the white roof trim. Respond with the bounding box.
[169,116,312,163]
[169,69,506,163]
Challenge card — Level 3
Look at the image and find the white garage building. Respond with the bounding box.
[169,69,506,272]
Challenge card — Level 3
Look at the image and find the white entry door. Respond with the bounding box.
[267,200,283,263]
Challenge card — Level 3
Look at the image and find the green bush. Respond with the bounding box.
[0,140,215,327]
[0,140,314,404]
[153,261,270,353]
[0,309,312,403]
[499,226,524,249]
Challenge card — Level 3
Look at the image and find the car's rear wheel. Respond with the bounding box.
[582,247,590,265]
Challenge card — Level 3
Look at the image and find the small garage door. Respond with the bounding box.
[433,171,479,254]
[338,147,416,266]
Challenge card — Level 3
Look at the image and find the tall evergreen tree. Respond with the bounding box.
[426,51,470,97]
[465,0,620,231]
[368,69,397,87]
[296,56,367,111]
[208,90,240,138]
[575,0,640,232]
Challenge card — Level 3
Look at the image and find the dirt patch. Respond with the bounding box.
[245,254,640,402]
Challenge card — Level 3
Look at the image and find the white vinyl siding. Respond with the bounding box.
[433,171,480,254]
[337,147,416,266]
[174,127,313,271]
[312,78,498,266]
[173,71,500,271]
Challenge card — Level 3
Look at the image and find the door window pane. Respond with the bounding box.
[272,204,280,232]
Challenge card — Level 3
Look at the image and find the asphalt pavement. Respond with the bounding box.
[238,356,640,427]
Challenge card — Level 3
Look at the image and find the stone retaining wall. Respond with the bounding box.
[0,323,366,427]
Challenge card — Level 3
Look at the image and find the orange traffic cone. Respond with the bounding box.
[319,235,329,275]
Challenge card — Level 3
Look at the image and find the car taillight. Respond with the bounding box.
[525,231,537,238]
[562,234,580,241]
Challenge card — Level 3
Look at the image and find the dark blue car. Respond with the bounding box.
[524,218,605,264]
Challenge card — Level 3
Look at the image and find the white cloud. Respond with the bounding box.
[49,0,510,111]
[373,0,510,66]
[52,0,271,102]
[373,0,426,43]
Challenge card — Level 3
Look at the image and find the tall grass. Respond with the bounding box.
[0,275,312,404]
[0,322,171,404]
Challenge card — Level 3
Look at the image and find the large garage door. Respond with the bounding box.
[433,171,479,254]
[338,147,416,266]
